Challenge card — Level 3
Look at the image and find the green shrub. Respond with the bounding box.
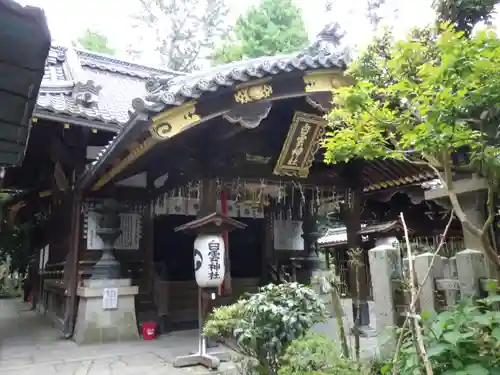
[204,282,328,375]
[383,296,500,375]
[279,331,364,375]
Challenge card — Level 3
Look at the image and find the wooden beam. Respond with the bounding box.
[49,136,73,167]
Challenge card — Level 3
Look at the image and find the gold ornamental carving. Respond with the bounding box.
[303,70,353,93]
[273,111,327,178]
[151,102,201,140]
[92,137,157,191]
[92,101,201,191]
[234,84,273,104]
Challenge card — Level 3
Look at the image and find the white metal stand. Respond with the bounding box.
[173,289,230,370]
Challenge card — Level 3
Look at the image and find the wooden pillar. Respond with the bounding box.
[343,160,374,334]
[261,206,275,284]
[141,201,155,296]
[62,127,88,337]
[63,191,82,336]
[142,174,156,298]
[219,188,231,295]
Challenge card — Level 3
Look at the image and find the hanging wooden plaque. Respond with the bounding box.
[273,111,327,178]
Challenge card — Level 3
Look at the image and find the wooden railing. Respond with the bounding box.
[40,262,66,330]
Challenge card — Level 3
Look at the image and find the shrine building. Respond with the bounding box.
[3,42,484,345]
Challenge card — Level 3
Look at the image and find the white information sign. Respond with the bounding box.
[102,288,118,310]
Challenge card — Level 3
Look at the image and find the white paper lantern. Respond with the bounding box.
[193,234,226,288]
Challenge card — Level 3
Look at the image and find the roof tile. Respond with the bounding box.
[35,47,181,129]
[133,53,347,114]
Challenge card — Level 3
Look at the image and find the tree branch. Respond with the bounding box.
[392,211,454,374]
[400,212,433,375]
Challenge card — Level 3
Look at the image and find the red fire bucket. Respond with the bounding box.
[141,321,157,340]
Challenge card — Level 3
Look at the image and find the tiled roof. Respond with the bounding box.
[317,220,404,247]
[35,47,346,131]
[317,224,367,246]
[35,46,183,130]
[132,53,347,114]
[86,52,346,171]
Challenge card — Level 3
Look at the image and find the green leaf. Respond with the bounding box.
[380,364,392,374]
[491,327,500,341]
[464,364,489,375]
[443,331,461,345]
[484,295,500,305]
[452,358,464,369]
[486,280,498,292]
[421,310,433,320]
[427,343,451,357]
[472,314,491,326]
[432,320,446,338]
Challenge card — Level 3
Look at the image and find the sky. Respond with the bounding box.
[15,0,446,66]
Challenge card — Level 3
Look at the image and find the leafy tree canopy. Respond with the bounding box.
[433,0,499,35]
[212,0,309,64]
[324,24,500,278]
[130,0,230,72]
[74,29,116,56]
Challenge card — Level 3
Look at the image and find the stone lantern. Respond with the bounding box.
[291,213,329,283]
[73,199,139,345]
[90,199,124,280]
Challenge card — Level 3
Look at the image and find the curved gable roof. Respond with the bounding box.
[34,47,183,130]
[132,53,347,115]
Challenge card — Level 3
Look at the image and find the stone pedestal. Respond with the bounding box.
[73,279,139,345]
[292,252,325,284]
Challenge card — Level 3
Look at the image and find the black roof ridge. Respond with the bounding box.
[48,44,186,78]
[75,47,184,77]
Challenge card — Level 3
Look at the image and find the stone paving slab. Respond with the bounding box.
[0,297,379,375]
[0,299,238,375]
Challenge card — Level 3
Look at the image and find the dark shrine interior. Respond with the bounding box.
[110,96,430,196]
[153,215,264,281]
[3,119,116,191]
[112,97,353,190]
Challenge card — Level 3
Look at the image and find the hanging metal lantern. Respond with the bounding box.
[193,234,225,288]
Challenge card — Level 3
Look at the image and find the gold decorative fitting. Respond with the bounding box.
[92,137,157,191]
[273,111,327,178]
[31,117,38,124]
[64,124,70,129]
[151,102,200,140]
[234,84,273,104]
[92,129,98,134]
[94,101,201,191]
[303,70,352,93]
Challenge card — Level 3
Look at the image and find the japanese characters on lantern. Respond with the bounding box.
[193,234,225,288]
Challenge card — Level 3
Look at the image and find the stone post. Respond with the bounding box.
[414,252,444,314]
[425,178,496,278]
[442,256,459,308]
[368,242,402,358]
[456,249,487,298]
